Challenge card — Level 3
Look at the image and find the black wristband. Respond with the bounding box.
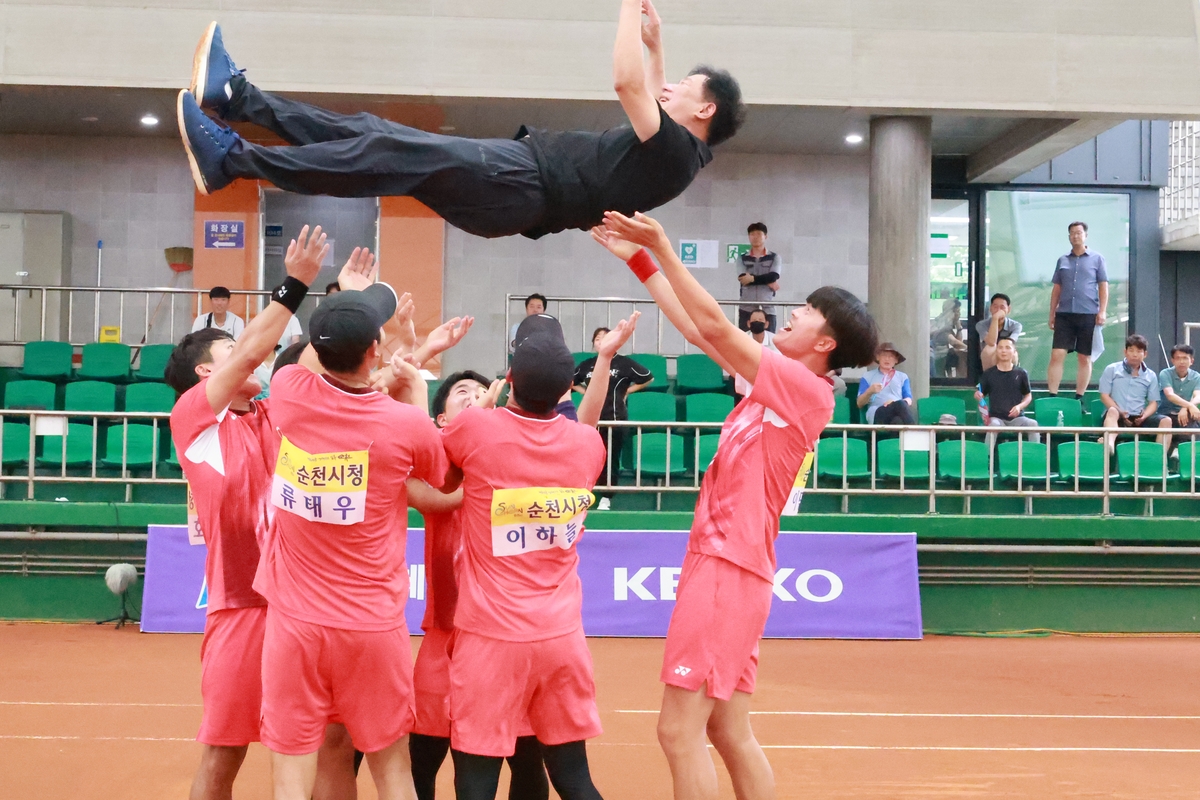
[271,276,308,314]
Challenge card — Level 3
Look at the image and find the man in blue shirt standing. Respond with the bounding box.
[1099,334,1172,453]
[1048,221,1109,402]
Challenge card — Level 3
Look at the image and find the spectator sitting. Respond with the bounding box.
[1099,334,1172,453]
[858,342,914,425]
[508,293,547,355]
[278,313,302,349]
[573,327,653,496]
[190,286,245,338]
[731,308,778,401]
[977,293,1023,371]
[828,368,846,400]
[977,336,1038,447]
[1158,343,1200,442]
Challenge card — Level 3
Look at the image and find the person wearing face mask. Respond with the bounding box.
[731,308,778,401]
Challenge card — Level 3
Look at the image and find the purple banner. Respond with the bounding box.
[141,525,208,633]
[146,527,921,639]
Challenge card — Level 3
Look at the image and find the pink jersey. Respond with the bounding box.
[170,382,272,612]
[690,347,834,582]
[421,506,463,633]
[441,406,605,642]
[254,365,448,631]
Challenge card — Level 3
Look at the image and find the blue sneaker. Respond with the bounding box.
[177,90,238,195]
[191,22,243,115]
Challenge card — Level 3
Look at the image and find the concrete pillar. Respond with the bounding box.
[868,116,933,400]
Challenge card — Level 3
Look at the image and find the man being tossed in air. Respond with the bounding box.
[177,0,743,239]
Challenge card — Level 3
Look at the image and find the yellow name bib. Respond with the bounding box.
[271,435,369,525]
[782,451,814,516]
[490,487,594,557]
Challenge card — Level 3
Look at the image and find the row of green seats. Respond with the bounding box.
[571,352,729,395]
[1,420,179,470]
[3,380,175,414]
[18,342,174,383]
[815,437,1200,485]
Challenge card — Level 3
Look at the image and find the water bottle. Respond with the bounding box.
[976,383,988,420]
[1056,410,1065,427]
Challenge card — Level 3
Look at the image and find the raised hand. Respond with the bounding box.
[284,225,328,286]
[390,291,417,355]
[590,226,641,261]
[598,311,641,358]
[418,316,474,363]
[338,247,378,292]
[603,211,669,251]
[478,378,506,410]
[640,0,662,48]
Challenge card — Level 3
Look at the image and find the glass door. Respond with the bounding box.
[929,199,972,381]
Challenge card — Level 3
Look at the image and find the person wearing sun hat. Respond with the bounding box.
[857,341,915,424]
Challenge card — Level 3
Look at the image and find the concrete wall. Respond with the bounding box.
[0,134,195,342]
[1014,120,1170,187]
[440,152,870,375]
[3,1,1200,116]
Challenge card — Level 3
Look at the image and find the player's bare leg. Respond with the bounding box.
[658,684,719,800]
[313,723,359,800]
[706,691,774,800]
[190,744,247,800]
[364,735,419,800]
[272,752,319,800]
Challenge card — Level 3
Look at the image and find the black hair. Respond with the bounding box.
[324,282,341,294]
[989,293,1011,307]
[525,293,547,310]
[511,387,558,416]
[1068,221,1088,233]
[208,286,231,299]
[996,332,1016,345]
[688,66,745,147]
[747,222,768,235]
[431,370,492,422]
[749,307,768,320]
[163,328,235,394]
[272,338,309,379]
[591,327,611,343]
[313,333,380,374]
[805,286,879,370]
[1125,334,1149,352]
[1171,344,1195,358]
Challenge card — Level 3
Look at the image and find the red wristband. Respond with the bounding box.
[626,248,658,283]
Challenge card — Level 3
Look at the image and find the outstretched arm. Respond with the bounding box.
[614,0,662,142]
[602,212,760,382]
[640,0,666,100]
[205,226,326,414]
[590,227,736,375]
[578,311,641,428]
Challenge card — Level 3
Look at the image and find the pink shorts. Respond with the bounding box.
[661,551,773,701]
[413,628,453,738]
[260,609,414,755]
[449,628,602,757]
[198,605,267,746]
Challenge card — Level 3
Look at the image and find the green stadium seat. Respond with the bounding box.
[134,344,175,382]
[64,381,116,414]
[572,351,592,367]
[626,393,677,422]
[124,382,175,414]
[571,391,583,409]
[1115,441,1173,483]
[1089,399,1110,426]
[997,441,1056,482]
[936,439,992,482]
[696,434,720,474]
[101,424,159,469]
[19,341,73,381]
[816,437,871,481]
[831,396,851,425]
[1034,397,1084,427]
[876,438,930,481]
[674,354,725,394]
[4,380,56,411]
[1177,441,1200,482]
[631,432,687,477]
[684,393,734,423]
[918,396,966,425]
[1057,441,1109,482]
[37,422,98,468]
[629,354,668,391]
[1,422,32,466]
[77,342,132,382]
[163,438,181,468]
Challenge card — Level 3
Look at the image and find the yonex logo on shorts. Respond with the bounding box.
[674,666,691,676]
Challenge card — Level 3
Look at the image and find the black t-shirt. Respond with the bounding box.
[980,366,1031,420]
[574,355,653,420]
[517,104,712,239]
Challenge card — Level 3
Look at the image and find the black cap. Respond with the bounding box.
[510,314,575,414]
[308,283,397,369]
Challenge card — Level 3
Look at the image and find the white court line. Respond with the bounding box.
[0,735,193,742]
[614,710,1200,720]
[0,701,200,708]
[593,743,1200,753]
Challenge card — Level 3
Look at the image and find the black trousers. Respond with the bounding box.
[874,401,915,425]
[221,78,548,238]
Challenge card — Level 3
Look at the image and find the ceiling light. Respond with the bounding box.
[140,114,159,127]
[844,133,864,145]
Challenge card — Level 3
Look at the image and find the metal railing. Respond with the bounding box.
[1162,120,1200,226]
[1185,322,1199,346]
[504,294,788,361]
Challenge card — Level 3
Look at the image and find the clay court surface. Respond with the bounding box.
[2,625,1200,798]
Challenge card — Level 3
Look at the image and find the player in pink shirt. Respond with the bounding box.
[255,279,448,800]
[595,212,878,800]
[166,226,337,800]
